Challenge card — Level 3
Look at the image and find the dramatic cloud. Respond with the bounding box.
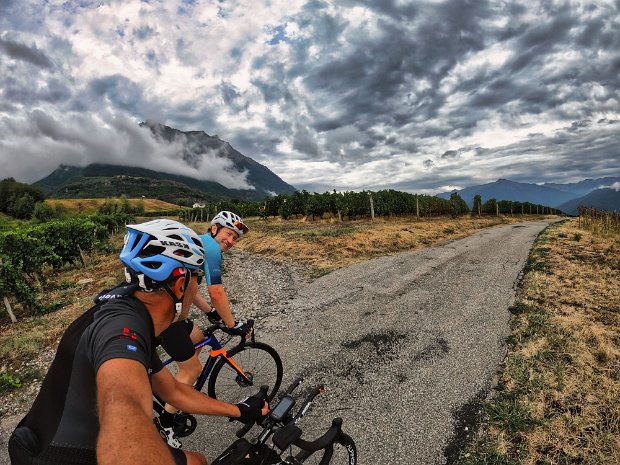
[0,0,618,193]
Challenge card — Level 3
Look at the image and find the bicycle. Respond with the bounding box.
[212,378,358,465]
[153,319,283,438]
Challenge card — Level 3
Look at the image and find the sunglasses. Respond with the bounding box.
[233,220,248,232]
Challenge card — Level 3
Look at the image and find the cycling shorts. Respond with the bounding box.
[159,319,195,362]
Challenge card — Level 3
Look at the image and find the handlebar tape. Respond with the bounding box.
[293,418,343,452]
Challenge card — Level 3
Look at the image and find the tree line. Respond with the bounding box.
[183,190,562,222]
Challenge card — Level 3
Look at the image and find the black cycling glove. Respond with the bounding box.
[206,307,222,322]
[234,395,265,424]
[229,320,251,337]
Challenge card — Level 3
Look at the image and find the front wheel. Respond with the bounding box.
[296,433,357,465]
[207,341,283,404]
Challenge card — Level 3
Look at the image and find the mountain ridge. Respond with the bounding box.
[437,177,620,213]
[33,122,297,204]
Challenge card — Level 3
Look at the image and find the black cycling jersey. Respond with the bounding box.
[9,295,163,465]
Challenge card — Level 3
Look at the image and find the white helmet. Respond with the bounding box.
[211,211,249,238]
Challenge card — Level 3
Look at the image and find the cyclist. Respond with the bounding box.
[8,219,267,465]
[156,211,252,448]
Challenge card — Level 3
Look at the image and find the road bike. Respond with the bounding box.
[212,378,357,465]
[153,319,283,438]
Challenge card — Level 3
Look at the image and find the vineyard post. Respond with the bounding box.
[78,245,87,266]
[3,297,16,323]
[0,259,18,323]
[368,192,375,222]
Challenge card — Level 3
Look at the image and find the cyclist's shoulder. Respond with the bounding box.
[201,235,222,264]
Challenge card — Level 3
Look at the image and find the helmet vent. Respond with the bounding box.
[141,244,166,257]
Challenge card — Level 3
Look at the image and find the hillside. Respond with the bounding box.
[438,177,620,211]
[33,122,297,203]
[557,188,620,215]
[437,179,575,208]
[45,198,181,214]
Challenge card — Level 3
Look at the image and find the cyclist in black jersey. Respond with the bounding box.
[8,220,267,465]
[156,211,252,448]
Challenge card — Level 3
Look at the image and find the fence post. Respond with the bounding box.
[0,259,18,323]
[368,192,375,222]
[416,197,420,220]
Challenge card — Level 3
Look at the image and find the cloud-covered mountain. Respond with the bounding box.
[437,178,620,211]
[33,122,296,203]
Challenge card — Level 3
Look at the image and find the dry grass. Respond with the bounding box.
[461,218,620,465]
[45,197,180,213]
[228,214,546,275]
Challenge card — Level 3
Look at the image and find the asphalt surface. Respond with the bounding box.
[185,218,561,464]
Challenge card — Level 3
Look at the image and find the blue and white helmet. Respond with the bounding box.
[120,219,205,284]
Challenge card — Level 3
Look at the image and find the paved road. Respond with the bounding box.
[0,218,559,464]
[185,218,560,464]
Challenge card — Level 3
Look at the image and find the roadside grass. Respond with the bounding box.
[230,214,546,275]
[458,218,620,465]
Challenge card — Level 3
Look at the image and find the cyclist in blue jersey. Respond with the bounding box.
[8,220,267,465]
[155,211,252,448]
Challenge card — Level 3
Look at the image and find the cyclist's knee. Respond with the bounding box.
[189,325,203,345]
[184,450,208,465]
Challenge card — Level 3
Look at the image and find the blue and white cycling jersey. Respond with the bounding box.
[199,234,223,286]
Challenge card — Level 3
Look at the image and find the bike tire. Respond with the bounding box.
[207,341,283,403]
[295,433,357,465]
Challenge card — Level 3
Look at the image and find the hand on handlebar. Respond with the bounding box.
[206,307,222,323]
[229,320,253,340]
[234,395,269,424]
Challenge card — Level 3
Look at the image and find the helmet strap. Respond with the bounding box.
[164,270,191,318]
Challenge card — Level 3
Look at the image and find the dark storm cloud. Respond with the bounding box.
[88,75,146,113]
[297,0,494,138]
[0,35,53,68]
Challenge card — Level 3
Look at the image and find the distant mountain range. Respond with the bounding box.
[437,178,620,215]
[33,122,296,204]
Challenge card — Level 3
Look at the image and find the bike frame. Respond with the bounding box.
[154,330,252,409]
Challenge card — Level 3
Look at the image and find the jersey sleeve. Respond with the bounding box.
[200,234,223,286]
[88,304,154,373]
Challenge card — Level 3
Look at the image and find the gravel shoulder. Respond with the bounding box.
[0,219,560,464]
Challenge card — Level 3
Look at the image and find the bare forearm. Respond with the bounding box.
[162,381,241,418]
[209,286,235,327]
[98,386,174,464]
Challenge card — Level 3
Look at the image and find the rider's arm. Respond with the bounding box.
[207,284,235,328]
[96,358,175,465]
[152,365,248,417]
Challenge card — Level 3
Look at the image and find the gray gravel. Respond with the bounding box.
[0,218,560,464]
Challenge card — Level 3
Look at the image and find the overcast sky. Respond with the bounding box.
[1,0,619,194]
